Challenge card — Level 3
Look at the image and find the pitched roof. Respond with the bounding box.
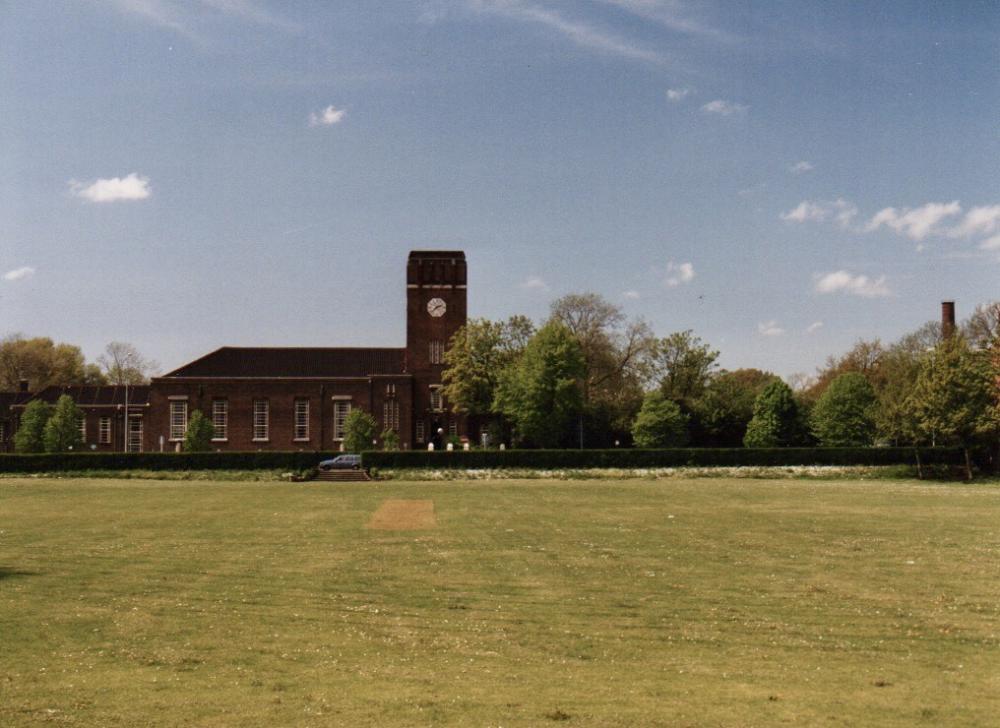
[0,391,33,412]
[25,385,151,406]
[161,347,407,378]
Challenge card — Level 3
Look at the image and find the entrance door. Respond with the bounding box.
[127,415,143,452]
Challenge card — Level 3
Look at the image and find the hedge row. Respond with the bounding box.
[0,451,342,473]
[361,447,967,470]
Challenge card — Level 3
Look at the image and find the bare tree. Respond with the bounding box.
[98,342,158,385]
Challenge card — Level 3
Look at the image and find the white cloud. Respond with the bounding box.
[520,275,550,292]
[3,266,35,282]
[308,105,346,127]
[806,321,823,334]
[780,198,856,227]
[949,204,1000,239]
[664,261,695,287]
[71,173,151,203]
[864,201,961,240]
[789,160,814,174]
[700,99,748,116]
[593,0,736,43]
[622,289,641,299]
[105,0,299,40]
[814,270,891,298]
[979,233,1000,251]
[468,1,663,64]
[666,88,689,101]
[758,321,785,337]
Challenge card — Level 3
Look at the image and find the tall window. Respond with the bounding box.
[127,415,143,452]
[294,399,310,441]
[415,419,425,443]
[382,400,399,431]
[252,399,269,441]
[429,340,444,365]
[333,400,351,441]
[385,383,396,396]
[78,415,86,441]
[448,420,457,437]
[429,385,443,412]
[212,399,228,440]
[99,417,111,444]
[169,400,188,441]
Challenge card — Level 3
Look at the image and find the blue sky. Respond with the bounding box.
[2,1,998,378]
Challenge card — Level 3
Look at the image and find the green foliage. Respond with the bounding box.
[631,391,689,448]
[744,380,802,447]
[13,399,51,453]
[0,335,90,391]
[874,347,924,446]
[182,410,215,452]
[907,335,999,450]
[42,394,84,452]
[361,447,965,470]
[342,409,378,454]
[0,451,347,473]
[493,321,586,448]
[381,428,400,451]
[649,330,719,407]
[694,369,780,447]
[810,372,878,446]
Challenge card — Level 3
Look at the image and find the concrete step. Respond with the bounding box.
[314,469,371,482]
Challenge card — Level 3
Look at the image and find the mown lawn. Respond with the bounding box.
[1,477,998,727]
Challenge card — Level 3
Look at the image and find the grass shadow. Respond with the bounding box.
[0,566,40,581]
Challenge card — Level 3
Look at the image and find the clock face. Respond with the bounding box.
[427,298,447,317]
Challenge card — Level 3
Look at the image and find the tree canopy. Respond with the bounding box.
[631,390,689,448]
[810,372,877,446]
[42,394,84,452]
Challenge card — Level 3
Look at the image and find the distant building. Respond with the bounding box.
[5,251,468,453]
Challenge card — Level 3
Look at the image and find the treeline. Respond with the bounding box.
[442,295,1000,469]
[0,336,157,390]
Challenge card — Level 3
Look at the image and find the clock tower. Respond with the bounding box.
[405,251,468,447]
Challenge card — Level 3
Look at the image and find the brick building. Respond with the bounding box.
[146,250,467,452]
[2,250,468,453]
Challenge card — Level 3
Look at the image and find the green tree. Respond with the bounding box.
[441,316,534,417]
[13,399,51,453]
[907,335,999,479]
[743,380,801,447]
[381,428,400,451]
[493,321,586,448]
[631,390,689,448]
[182,410,215,452]
[342,409,378,453]
[0,335,90,391]
[874,346,924,446]
[42,394,84,452]
[648,330,720,408]
[810,372,877,446]
[694,369,780,447]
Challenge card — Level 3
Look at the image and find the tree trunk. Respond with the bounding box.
[914,448,923,480]
[964,447,973,482]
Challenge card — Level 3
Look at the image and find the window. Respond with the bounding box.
[212,399,228,440]
[429,340,444,365]
[79,415,86,441]
[415,419,425,443]
[252,399,269,441]
[294,399,309,441]
[385,383,396,397]
[382,400,399,431]
[127,415,143,452]
[99,417,111,444]
[169,400,188,441]
[448,420,457,437]
[333,400,351,441]
[429,386,443,412]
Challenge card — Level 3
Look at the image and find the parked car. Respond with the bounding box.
[318,454,361,471]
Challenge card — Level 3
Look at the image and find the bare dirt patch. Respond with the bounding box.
[367,499,436,530]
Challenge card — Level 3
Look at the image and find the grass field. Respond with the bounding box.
[1,478,998,727]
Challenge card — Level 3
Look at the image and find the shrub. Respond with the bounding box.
[43,395,84,453]
[183,410,215,452]
[343,410,378,454]
[14,399,51,453]
[632,391,689,448]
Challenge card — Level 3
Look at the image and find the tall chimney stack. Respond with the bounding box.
[941,301,956,339]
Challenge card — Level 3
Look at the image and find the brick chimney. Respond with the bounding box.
[18,379,29,393]
[941,301,956,339]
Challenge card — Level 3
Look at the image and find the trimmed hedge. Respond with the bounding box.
[362,447,967,470]
[0,451,342,473]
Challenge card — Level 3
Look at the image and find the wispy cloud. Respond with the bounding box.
[468,1,664,64]
[520,275,550,292]
[593,0,736,43]
[664,261,695,287]
[980,233,1000,251]
[949,204,1000,239]
[806,321,823,334]
[71,173,151,203]
[308,105,346,127]
[789,160,814,174]
[104,0,299,40]
[701,99,748,116]
[758,320,785,337]
[780,198,856,228]
[864,201,961,241]
[622,289,641,300]
[814,270,890,298]
[3,266,35,282]
[666,88,690,102]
